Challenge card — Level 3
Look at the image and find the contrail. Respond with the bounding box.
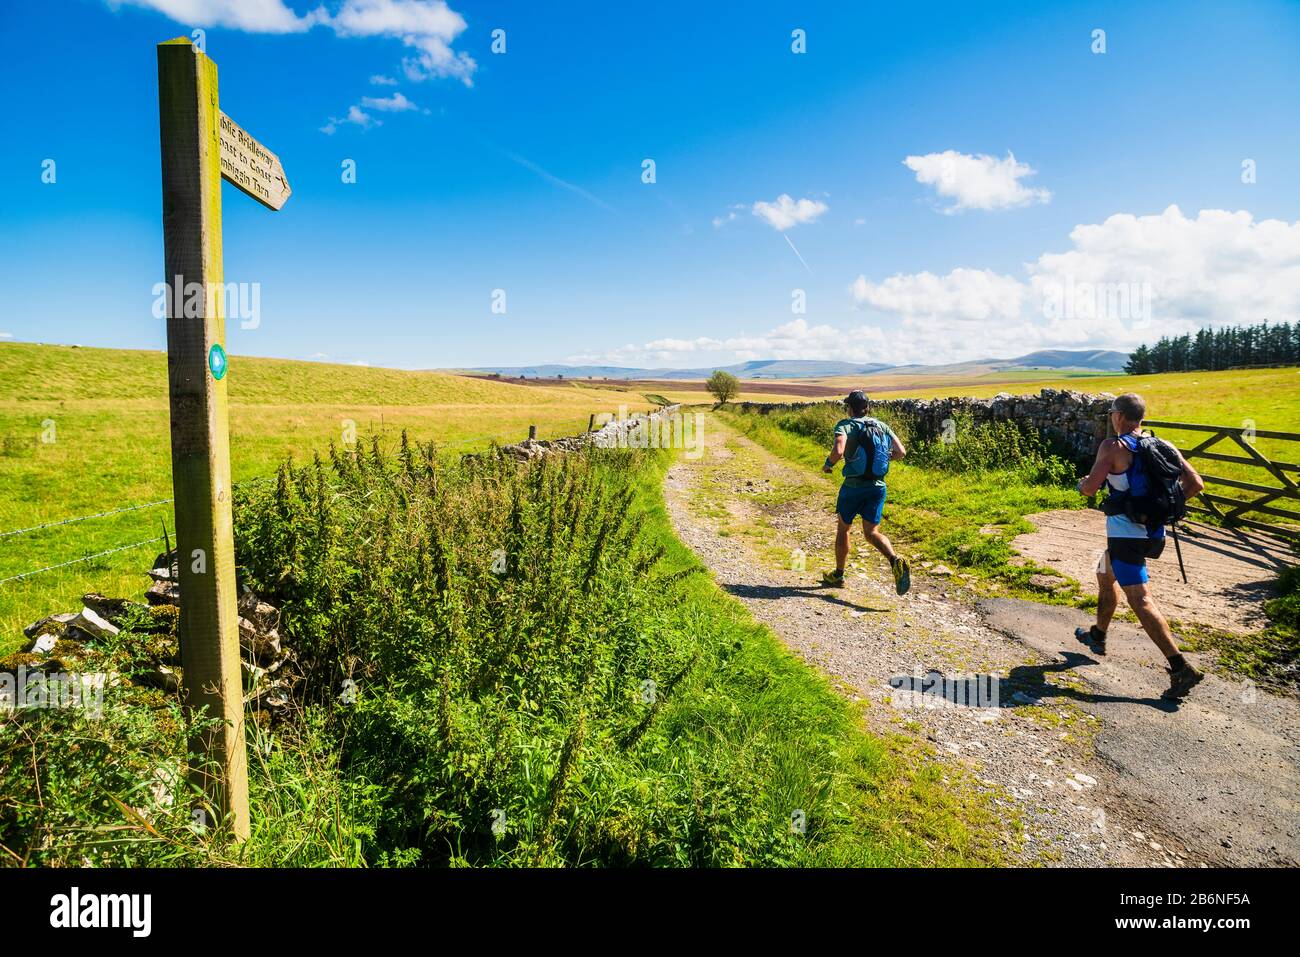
[784,233,813,275]
[503,150,617,214]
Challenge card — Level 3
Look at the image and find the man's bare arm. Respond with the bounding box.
[890,433,906,461]
[823,433,846,473]
[1178,451,1205,500]
[1078,439,1116,496]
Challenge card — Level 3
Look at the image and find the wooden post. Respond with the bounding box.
[528,425,537,440]
[588,413,595,432]
[157,37,249,840]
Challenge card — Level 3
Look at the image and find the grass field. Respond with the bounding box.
[6,345,1297,652]
[2,440,1007,866]
[815,366,1300,525]
[0,342,659,648]
[816,368,1116,395]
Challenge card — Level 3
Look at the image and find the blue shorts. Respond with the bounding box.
[837,483,886,525]
[1107,536,1166,587]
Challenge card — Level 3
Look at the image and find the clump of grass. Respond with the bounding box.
[237,436,1003,865]
[0,667,371,866]
[4,434,1007,866]
[1173,561,1300,692]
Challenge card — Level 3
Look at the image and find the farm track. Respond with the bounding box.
[1012,509,1294,634]
[663,419,1299,867]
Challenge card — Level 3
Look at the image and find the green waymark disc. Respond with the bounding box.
[208,343,227,380]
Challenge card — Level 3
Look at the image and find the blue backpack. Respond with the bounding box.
[843,418,892,480]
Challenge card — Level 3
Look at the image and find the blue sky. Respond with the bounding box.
[1,0,1298,370]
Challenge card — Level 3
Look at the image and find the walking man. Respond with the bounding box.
[1074,393,1206,699]
[821,390,910,594]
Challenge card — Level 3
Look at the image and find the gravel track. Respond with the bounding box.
[662,419,1298,867]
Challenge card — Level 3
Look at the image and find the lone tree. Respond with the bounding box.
[706,370,740,404]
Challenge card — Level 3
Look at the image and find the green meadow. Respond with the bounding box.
[0,342,657,649]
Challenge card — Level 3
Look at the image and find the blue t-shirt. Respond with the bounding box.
[834,417,892,489]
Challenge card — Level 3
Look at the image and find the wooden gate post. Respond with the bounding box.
[157,37,248,839]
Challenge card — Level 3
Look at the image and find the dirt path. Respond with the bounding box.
[1012,509,1294,633]
[663,419,1299,867]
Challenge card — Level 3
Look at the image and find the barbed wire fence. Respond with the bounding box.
[0,429,528,590]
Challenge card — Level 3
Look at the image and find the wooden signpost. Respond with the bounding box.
[157,37,291,840]
[218,111,292,211]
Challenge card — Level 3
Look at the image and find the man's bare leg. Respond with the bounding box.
[834,516,852,573]
[861,520,898,562]
[1120,581,1180,659]
[1096,553,1121,633]
[1076,550,1117,654]
[864,520,910,594]
[1122,579,1203,698]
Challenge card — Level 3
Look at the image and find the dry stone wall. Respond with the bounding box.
[737,389,1119,465]
[500,405,684,459]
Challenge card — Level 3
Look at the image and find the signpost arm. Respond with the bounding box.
[157,37,249,840]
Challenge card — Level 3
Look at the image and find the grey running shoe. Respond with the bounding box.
[1074,625,1107,656]
[1163,663,1204,700]
[891,557,911,595]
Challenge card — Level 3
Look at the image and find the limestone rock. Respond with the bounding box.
[23,613,76,639]
[146,580,180,607]
[69,606,120,640]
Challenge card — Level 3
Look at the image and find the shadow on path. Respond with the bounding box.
[889,652,1176,713]
[723,581,890,614]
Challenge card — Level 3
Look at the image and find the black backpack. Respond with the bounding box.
[1122,435,1187,527]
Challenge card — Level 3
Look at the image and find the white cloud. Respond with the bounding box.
[850,205,1300,359]
[1027,205,1300,325]
[711,204,746,228]
[333,0,476,85]
[577,205,1300,369]
[569,319,883,366]
[361,91,418,111]
[109,0,318,32]
[0,332,12,339]
[851,268,1025,323]
[904,150,1051,213]
[110,1,476,84]
[751,194,828,231]
[369,73,398,85]
[321,105,379,135]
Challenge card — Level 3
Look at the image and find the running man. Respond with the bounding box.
[821,390,911,595]
[1074,393,1206,699]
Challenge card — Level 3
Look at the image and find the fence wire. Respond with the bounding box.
[0,429,535,585]
[0,536,167,586]
[0,498,174,540]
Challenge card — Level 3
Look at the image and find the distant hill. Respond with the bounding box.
[461,349,1128,381]
[656,360,895,380]
[880,350,1128,377]
[1003,349,1128,370]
